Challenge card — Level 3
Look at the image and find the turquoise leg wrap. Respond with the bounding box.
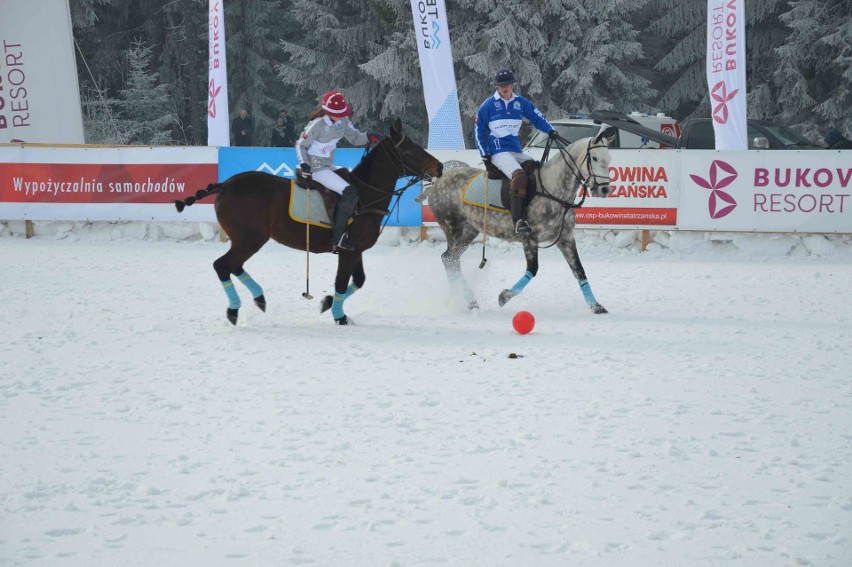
[237,271,263,299]
[579,279,598,305]
[344,283,359,299]
[331,292,346,319]
[221,279,241,309]
[511,271,534,294]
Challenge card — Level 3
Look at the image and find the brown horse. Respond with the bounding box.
[175,119,443,325]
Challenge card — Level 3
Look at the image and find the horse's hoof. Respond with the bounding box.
[592,303,608,314]
[320,295,333,313]
[334,315,351,325]
[226,308,238,325]
[498,289,515,307]
[467,300,479,310]
[254,295,266,312]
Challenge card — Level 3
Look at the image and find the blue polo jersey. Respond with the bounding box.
[474,92,553,156]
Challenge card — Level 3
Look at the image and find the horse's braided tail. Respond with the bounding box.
[174,183,222,213]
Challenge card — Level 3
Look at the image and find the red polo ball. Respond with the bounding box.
[512,311,535,335]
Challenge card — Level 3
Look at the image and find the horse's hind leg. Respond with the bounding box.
[212,233,270,325]
[556,231,607,314]
[498,240,539,307]
[440,221,480,309]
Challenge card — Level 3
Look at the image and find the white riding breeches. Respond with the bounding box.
[312,168,349,195]
[491,151,534,179]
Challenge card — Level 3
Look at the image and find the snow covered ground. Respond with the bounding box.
[2,223,852,566]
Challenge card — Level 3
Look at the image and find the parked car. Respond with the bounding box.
[525,110,681,150]
[526,111,821,154]
[675,118,822,149]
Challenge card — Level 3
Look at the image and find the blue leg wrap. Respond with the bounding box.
[237,271,263,299]
[344,283,359,299]
[331,292,346,319]
[511,271,535,294]
[579,279,598,306]
[221,279,241,309]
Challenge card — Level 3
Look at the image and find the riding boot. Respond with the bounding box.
[509,170,531,234]
[510,197,531,234]
[331,186,358,253]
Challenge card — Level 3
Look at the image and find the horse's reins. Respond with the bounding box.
[531,135,609,248]
[348,134,435,220]
[537,134,601,209]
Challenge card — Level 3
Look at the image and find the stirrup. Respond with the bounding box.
[514,219,531,234]
[333,233,354,252]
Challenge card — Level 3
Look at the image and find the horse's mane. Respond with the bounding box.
[541,136,603,173]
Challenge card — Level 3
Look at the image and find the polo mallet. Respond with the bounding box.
[301,185,313,300]
[479,173,489,269]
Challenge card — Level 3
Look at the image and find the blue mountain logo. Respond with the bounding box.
[431,21,441,49]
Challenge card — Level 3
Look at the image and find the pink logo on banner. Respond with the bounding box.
[690,160,738,219]
[710,81,738,124]
[208,79,222,118]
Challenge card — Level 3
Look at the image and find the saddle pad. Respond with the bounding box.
[288,180,332,227]
[461,171,509,213]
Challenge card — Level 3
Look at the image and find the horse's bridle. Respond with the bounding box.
[379,132,440,184]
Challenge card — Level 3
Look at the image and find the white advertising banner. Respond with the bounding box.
[677,150,852,233]
[410,0,465,149]
[0,146,219,222]
[706,0,747,150]
[422,150,681,229]
[207,0,230,147]
[0,0,84,144]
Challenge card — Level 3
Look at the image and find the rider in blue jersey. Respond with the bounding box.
[474,69,557,233]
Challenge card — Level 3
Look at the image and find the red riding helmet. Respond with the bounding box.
[321,91,352,118]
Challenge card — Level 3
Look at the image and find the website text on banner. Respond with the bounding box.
[0,0,85,144]
[421,150,679,229]
[0,147,218,221]
[706,0,746,150]
[207,0,230,146]
[410,0,465,150]
[678,151,852,233]
[218,147,423,226]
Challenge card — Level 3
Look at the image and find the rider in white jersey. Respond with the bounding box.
[296,91,380,252]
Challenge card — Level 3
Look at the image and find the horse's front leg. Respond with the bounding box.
[556,230,607,314]
[321,255,364,316]
[323,252,362,325]
[498,239,539,306]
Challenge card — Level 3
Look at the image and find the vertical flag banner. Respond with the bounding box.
[410,0,465,149]
[0,0,85,144]
[706,0,747,150]
[208,0,230,146]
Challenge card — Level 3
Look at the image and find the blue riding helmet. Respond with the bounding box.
[493,69,516,86]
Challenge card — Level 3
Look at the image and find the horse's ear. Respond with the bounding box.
[595,126,617,146]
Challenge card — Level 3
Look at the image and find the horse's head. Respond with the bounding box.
[540,129,613,203]
[575,128,613,198]
[381,119,443,181]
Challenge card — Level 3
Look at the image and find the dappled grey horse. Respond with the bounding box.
[425,131,613,313]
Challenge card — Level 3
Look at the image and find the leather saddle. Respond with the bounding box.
[295,166,352,220]
[482,159,539,208]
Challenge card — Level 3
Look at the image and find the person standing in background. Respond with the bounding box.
[231,109,254,146]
